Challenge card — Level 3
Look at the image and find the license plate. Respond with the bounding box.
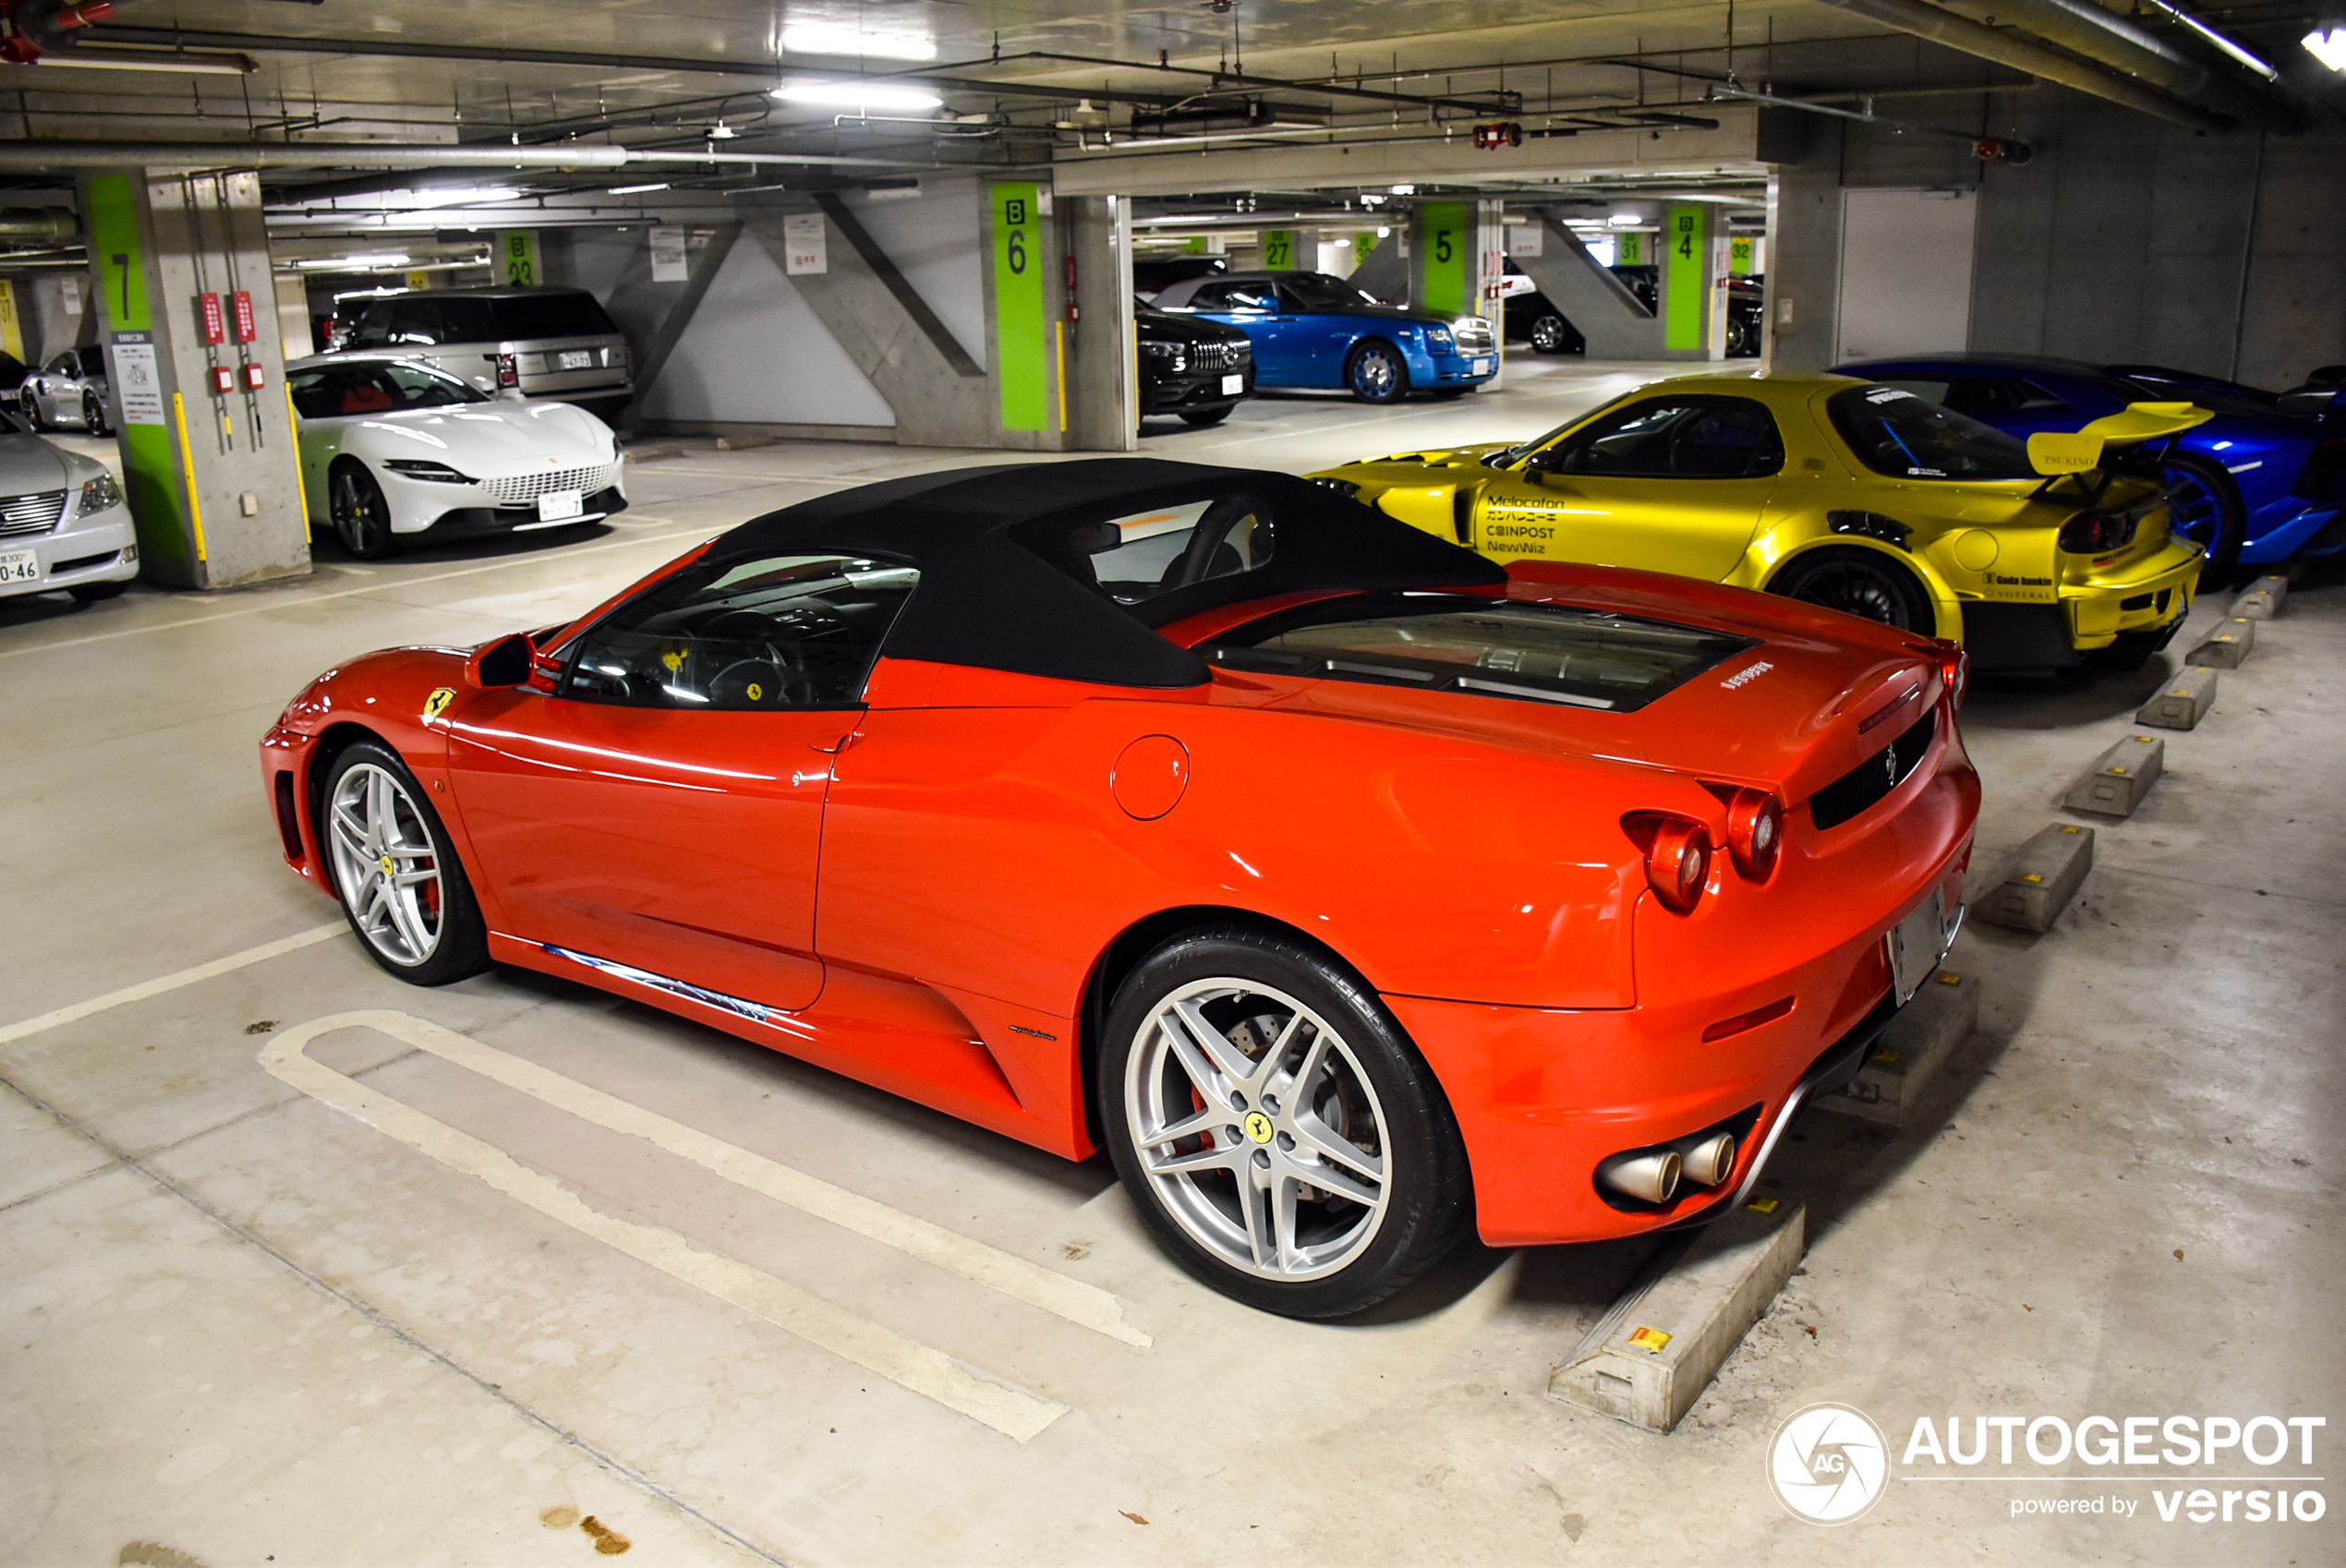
[558,350,594,370]
[0,549,39,584]
[538,489,584,521]
[1472,357,1494,375]
[1886,887,1952,1006]
[1220,373,1244,395]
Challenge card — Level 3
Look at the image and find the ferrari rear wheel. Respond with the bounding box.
[1770,548,1931,633]
[1345,340,1408,404]
[330,461,398,560]
[321,741,489,985]
[1101,927,1470,1318]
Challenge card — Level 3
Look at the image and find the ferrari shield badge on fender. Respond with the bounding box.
[422,687,456,720]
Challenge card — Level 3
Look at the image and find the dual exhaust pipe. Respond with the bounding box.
[1596,1128,1739,1205]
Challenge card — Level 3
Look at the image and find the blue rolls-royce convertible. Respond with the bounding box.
[1153,270,1497,405]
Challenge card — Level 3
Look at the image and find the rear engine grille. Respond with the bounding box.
[1808,709,1938,830]
[1453,317,1496,354]
[0,489,68,537]
[482,463,619,507]
[1191,340,1251,371]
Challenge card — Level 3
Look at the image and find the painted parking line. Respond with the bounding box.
[353,1007,1148,1348]
[0,923,347,1045]
[262,1010,1071,1442]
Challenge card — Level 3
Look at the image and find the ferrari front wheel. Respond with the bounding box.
[1770,547,1930,633]
[1101,927,1470,1318]
[330,461,398,560]
[320,741,490,985]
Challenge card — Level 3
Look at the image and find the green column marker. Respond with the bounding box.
[1260,229,1297,270]
[992,182,1046,433]
[83,172,188,568]
[1664,204,1706,351]
[1417,201,1467,316]
[495,230,541,286]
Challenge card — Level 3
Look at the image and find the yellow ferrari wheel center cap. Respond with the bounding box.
[1243,1111,1275,1144]
[379,853,395,876]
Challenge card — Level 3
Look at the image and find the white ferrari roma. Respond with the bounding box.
[285,354,627,558]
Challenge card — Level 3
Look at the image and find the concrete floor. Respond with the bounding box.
[2,358,2340,1567]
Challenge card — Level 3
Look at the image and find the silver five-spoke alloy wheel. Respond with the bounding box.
[1123,977,1392,1282]
[326,761,446,967]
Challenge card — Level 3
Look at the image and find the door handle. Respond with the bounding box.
[810,731,859,754]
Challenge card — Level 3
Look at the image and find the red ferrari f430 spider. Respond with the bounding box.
[261,459,1977,1317]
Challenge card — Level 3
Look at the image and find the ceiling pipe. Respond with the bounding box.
[0,209,80,240]
[1808,0,2231,131]
[1941,0,2308,132]
[0,139,931,173]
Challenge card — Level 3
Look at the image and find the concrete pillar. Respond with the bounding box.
[77,169,308,590]
[1767,124,1848,375]
[1658,202,1731,363]
[1061,195,1137,452]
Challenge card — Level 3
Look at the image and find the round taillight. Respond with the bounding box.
[1725,788,1784,882]
[1649,818,1712,913]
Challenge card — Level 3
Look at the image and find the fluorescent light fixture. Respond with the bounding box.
[609,182,671,195]
[780,23,937,62]
[1389,184,1416,195]
[1608,211,1643,226]
[772,79,942,110]
[296,252,411,270]
[352,186,522,211]
[2139,0,2278,79]
[36,47,255,76]
[2306,27,2346,70]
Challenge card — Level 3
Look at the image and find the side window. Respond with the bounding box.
[44,351,75,376]
[345,301,395,349]
[1061,496,1276,604]
[389,297,442,344]
[1880,377,1953,405]
[562,554,919,711]
[1534,398,1784,479]
[1189,282,1275,312]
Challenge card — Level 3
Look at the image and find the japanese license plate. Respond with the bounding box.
[558,350,594,370]
[1471,356,1494,375]
[1886,887,1951,1006]
[1220,373,1244,395]
[0,549,40,584]
[537,489,584,522]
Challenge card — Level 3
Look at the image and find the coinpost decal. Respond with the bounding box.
[1768,1403,2328,1529]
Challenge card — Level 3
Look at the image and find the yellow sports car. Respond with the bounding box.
[1307,373,2210,669]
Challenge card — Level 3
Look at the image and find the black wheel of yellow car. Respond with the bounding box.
[320,740,490,985]
[1770,548,1930,633]
[1099,924,1472,1319]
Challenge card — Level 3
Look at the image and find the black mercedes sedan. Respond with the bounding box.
[1136,298,1256,428]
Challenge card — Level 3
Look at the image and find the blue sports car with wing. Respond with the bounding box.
[1833,353,2346,574]
[1152,270,1497,404]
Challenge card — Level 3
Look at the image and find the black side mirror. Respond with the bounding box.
[2277,385,2340,417]
[466,632,535,690]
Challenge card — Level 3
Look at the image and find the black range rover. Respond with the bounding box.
[1136,298,1255,428]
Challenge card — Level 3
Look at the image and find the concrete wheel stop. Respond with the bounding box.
[2135,665,2218,730]
[1820,970,1979,1126]
[1548,1198,1806,1433]
[2062,733,2164,818]
[1976,822,2095,932]
[2188,617,2256,669]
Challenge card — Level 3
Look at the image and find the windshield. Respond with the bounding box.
[1198,593,1755,713]
[1279,273,1380,310]
[288,360,488,418]
[1827,384,2037,481]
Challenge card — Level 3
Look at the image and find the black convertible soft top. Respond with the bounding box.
[714,458,1505,688]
